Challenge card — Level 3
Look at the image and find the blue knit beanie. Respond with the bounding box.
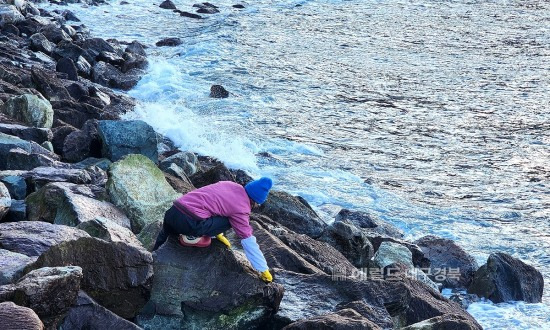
[245,177,273,205]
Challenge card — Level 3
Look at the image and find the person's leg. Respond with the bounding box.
[196,215,232,237]
[153,206,196,250]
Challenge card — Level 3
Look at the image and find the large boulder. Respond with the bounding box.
[257,190,326,238]
[26,182,132,230]
[467,252,544,303]
[335,209,404,238]
[77,216,143,247]
[414,235,479,289]
[0,133,32,170]
[0,94,54,128]
[401,313,482,330]
[282,309,382,330]
[0,249,35,285]
[30,33,54,55]
[107,154,179,233]
[319,219,374,268]
[0,221,90,257]
[0,301,44,330]
[60,291,142,330]
[136,237,284,329]
[6,266,83,327]
[0,182,10,220]
[98,120,158,163]
[0,5,24,27]
[92,62,143,90]
[28,237,154,319]
[62,119,102,163]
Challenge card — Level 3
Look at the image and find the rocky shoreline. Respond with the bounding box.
[0,1,545,329]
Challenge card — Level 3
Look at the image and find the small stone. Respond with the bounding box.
[155,37,182,47]
[209,84,229,98]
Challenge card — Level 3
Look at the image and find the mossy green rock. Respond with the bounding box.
[0,94,53,128]
[107,154,180,234]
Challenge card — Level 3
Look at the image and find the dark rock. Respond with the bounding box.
[40,25,72,44]
[81,38,118,63]
[97,51,124,66]
[196,7,219,14]
[30,33,54,54]
[192,2,218,9]
[448,292,481,310]
[177,10,203,19]
[233,4,245,9]
[401,313,483,330]
[369,235,431,269]
[51,99,104,129]
[0,301,44,330]
[24,167,97,191]
[92,62,142,90]
[467,252,544,303]
[52,40,84,62]
[3,23,18,36]
[336,209,404,238]
[231,169,253,185]
[0,175,26,200]
[163,172,195,195]
[26,182,132,230]
[155,37,182,47]
[0,249,35,285]
[29,237,153,319]
[0,221,90,257]
[31,66,72,102]
[61,9,80,22]
[283,308,382,330]
[159,0,176,9]
[121,52,147,73]
[414,235,479,289]
[0,133,32,170]
[136,236,283,329]
[97,120,158,163]
[136,219,163,252]
[125,40,147,57]
[0,94,54,128]
[4,199,26,222]
[52,124,77,154]
[335,301,394,329]
[319,219,374,268]
[61,25,77,38]
[62,119,101,162]
[75,55,92,77]
[209,84,229,98]
[8,266,83,327]
[189,163,235,188]
[0,123,52,145]
[159,151,200,177]
[257,190,326,238]
[5,147,58,171]
[56,57,78,81]
[60,291,142,330]
[0,5,24,27]
[65,81,89,101]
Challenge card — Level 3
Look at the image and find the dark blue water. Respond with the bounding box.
[44,0,550,327]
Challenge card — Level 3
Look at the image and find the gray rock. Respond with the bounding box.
[92,61,143,90]
[107,154,179,233]
[24,167,95,191]
[136,220,162,251]
[163,172,195,195]
[40,141,54,153]
[159,151,200,176]
[125,40,146,57]
[29,237,153,319]
[0,182,10,221]
[136,237,283,329]
[4,199,25,222]
[0,301,44,330]
[26,182,132,230]
[75,55,92,77]
[30,33,54,54]
[373,241,414,269]
[0,221,90,257]
[9,266,83,327]
[60,291,142,330]
[5,147,57,171]
[258,190,326,238]
[369,235,431,269]
[31,66,71,102]
[0,132,32,170]
[0,249,35,285]
[335,209,404,238]
[39,25,72,44]
[0,5,24,27]
[467,252,544,303]
[319,219,374,268]
[98,120,158,163]
[77,217,143,247]
[283,309,382,330]
[401,313,483,330]
[414,235,479,289]
[0,123,52,145]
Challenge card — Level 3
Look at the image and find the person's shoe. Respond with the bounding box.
[178,235,211,247]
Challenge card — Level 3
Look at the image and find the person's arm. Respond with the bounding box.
[229,213,272,281]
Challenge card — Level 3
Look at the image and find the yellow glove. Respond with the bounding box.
[260,270,273,283]
[216,234,231,249]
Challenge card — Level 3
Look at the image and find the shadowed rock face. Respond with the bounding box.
[0,301,44,330]
[0,221,90,257]
[282,308,382,330]
[136,237,284,330]
[467,252,544,303]
[414,235,479,289]
[27,237,153,319]
[257,190,327,239]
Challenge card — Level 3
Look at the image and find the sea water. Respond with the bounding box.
[43,0,550,328]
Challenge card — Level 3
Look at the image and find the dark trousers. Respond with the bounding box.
[153,205,231,251]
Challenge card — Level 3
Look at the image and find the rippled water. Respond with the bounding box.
[43,0,550,327]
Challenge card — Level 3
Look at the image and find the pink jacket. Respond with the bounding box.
[173,181,253,239]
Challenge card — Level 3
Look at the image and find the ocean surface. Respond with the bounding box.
[43,0,549,328]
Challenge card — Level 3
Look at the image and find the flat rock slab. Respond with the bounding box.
[0,221,90,257]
